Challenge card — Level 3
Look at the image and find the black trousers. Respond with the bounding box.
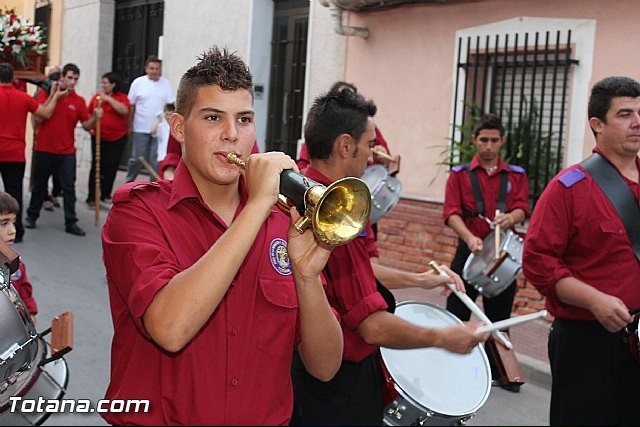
[0,161,26,239]
[445,239,517,323]
[87,135,127,202]
[291,352,383,426]
[445,239,517,379]
[27,151,78,227]
[548,318,640,426]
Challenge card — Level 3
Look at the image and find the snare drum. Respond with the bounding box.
[0,280,40,393]
[361,164,402,224]
[0,278,69,425]
[381,302,491,426]
[463,229,524,298]
[0,338,69,426]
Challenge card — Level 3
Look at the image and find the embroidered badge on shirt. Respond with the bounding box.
[269,238,292,276]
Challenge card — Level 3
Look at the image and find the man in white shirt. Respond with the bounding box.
[125,56,175,182]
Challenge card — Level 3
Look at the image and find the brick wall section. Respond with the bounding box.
[375,198,550,318]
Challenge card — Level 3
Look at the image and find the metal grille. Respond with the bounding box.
[266,1,309,157]
[451,30,578,207]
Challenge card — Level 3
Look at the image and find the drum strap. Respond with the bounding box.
[580,153,640,262]
[467,167,509,216]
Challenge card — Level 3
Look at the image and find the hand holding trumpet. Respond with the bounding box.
[227,152,372,247]
[227,151,298,214]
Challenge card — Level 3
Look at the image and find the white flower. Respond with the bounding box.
[0,8,47,66]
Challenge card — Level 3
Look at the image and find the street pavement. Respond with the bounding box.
[5,165,551,426]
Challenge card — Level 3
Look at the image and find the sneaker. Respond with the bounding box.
[25,218,36,229]
[43,200,54,211]
[65,223,86,236]
[51,197,61,208]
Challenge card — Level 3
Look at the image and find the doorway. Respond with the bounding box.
[265,0,309,157]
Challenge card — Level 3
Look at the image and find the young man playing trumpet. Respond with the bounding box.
[101,46,342,425]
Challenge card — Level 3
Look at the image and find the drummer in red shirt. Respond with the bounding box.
[522,76,640,426]
[291,82,487,426]
[442,113,529,388]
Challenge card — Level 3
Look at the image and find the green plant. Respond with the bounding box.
[430,97,559,207]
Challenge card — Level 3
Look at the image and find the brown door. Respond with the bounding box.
[265,0,309,157]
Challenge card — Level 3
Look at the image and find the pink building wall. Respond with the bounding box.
[331,0,640,316]
[342,0,640,199]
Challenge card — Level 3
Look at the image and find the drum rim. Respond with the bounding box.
[362,164,402,224]
[462,229,523,297]
[0,338,69,424]
[380,300,492,417]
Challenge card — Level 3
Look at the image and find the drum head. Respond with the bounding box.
[380,302,491,417]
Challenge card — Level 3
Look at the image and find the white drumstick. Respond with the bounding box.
[428,261,513,349]
[476,310,548,333]
[494,209,501,260]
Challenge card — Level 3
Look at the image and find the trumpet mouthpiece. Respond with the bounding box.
[227,152,246,169]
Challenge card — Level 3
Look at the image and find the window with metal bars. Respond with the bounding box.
[451,30,579,208]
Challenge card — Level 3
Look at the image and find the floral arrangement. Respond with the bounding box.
[0,7,47,67]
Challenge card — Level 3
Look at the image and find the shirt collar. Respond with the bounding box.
[167,160,248,210]
[302,166,332,186]
[469,155,508,172]
[592,146,640,180]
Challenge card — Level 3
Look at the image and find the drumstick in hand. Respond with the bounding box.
[372,147,395,161]
[429,261,513,349]
[494,209,501,260]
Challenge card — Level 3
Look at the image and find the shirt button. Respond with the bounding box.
[231,378,239,386]
[231,327,238,336]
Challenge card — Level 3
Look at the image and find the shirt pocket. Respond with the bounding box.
[599,220,626,237]
[257,276,299,360]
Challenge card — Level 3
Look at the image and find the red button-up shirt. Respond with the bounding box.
[102,162,303,425]
[303,166,388,362]
[442,155,530,239]
[523,149,640,320]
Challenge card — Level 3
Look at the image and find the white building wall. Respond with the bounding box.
[162,0,252,89]
[305,1,347,125]
[61,0,113,166]
[59,0,348,161]
[248,0,274,152]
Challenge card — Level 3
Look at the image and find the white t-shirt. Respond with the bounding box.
[156,118,171,162]
[128,75,174,133]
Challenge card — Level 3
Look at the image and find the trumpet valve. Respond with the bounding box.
[294,215,312,234]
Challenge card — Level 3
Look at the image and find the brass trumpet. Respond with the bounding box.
[227,152,371,246]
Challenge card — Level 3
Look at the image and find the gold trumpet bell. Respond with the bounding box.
[310,177,372,246]
[226,152,371,246]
